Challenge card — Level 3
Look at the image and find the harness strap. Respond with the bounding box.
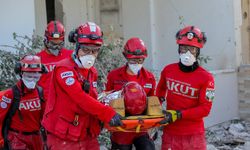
[3,85,21,150]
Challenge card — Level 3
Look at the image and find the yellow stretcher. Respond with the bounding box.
[105,96,166,133]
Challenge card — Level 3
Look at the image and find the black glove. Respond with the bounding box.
[159,110,182,125]
[109,113,123,127]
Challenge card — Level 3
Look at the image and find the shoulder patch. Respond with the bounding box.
[206,88,215,102]
[61,71,73,79]
[92,82,97,88]
[2,96,11,103]
[65,77,75,86]
[144,83,152,88]
[0,102,7,109]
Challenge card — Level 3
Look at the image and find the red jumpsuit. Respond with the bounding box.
[156,63,215,150]
[106,65,156,148]
[36,48,73,100]
[0,81,44,150]
[42,57,116,150]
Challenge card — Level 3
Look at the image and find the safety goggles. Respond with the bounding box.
[78,34,102,40]
[47,41,64,50]
[179,45,198,55]
[22,63,41,69]
[124,49,147,56]
[79,45,101,54]
[127,58,145,64]
[22,72,41,82]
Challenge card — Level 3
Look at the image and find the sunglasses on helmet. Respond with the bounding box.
[177,32,206,43]
[78,34,102,40]
[125,49,147,56]
[22,63,42,69]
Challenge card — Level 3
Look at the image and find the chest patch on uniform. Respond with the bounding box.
[92,82,97,88]
[61,71,73,79]
[144,83,152,88]
[2,96,12,103]
[19,99,41,111]
[65,77,75,86]
[0,102,7,109]
[206,88,215,102]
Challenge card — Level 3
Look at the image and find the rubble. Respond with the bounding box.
[206,119,250,150]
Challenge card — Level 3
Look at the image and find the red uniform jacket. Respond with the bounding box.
[42,57,116,142]
[36,48,73,100]
[156,63,215,135]
[106,65,156,96]
[0,81,44,140]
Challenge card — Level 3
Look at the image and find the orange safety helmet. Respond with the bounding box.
[176,26,207,48]
[44,20,65,41]
[122,81,147,115]
[123,37,148,59]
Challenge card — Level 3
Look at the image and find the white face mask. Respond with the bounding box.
[22,72,41,89]
[128,64,143,75]
[79,55,96,69]
[179,51,196,66]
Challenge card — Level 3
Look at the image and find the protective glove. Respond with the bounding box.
[159,110,182,125]
[109,113,123,127]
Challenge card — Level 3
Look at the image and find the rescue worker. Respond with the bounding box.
[37,20,73,100]
[106,37,156,150]
[0,55,46,150]
[156,26,215,150]
[41,22,122,150]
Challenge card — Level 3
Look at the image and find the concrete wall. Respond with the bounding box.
[99,0,123,39]
[57,0,98,45]
[0,0,36,51]
[122,0,241,126]
[239,65,250,121]
[34,0,47,36]
[205,70,239,127]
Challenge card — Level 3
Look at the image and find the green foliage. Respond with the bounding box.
[95,38,126,91]
[198,54,211,66]
[0,51,18,90]
[98,129,111,149]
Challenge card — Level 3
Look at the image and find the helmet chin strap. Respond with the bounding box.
[72,52,83,68]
